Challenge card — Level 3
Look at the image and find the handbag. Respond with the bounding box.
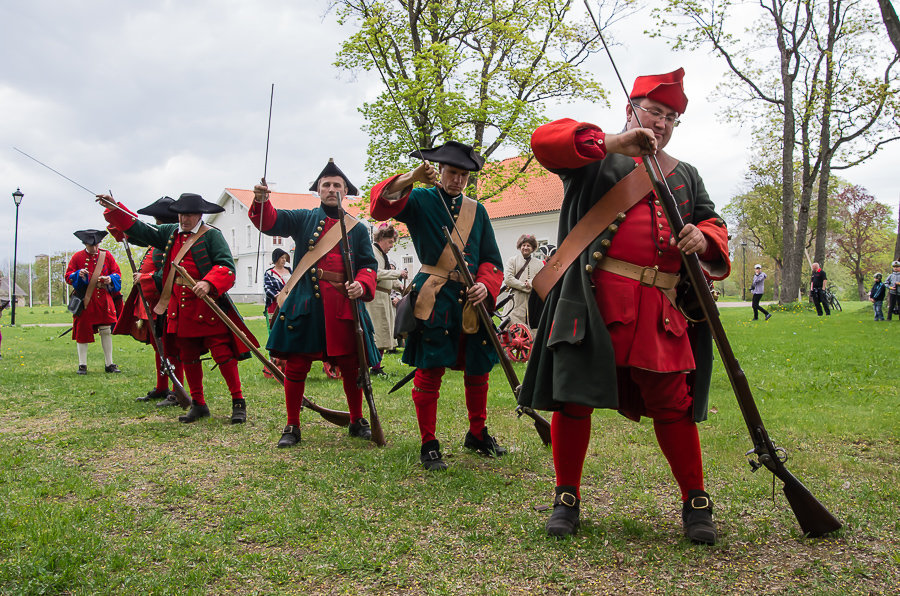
[393,289,418,339]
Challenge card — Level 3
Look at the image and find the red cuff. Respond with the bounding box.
[370,175,411,220]
[104,202,139,232]
[573,128,607,160]
[354,267,377,302]
[696,219,731,280]
[475,261,504,309]
[248,200,277,232]
[532,119,606,170]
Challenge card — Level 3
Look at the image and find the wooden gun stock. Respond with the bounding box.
[172,264,351,427]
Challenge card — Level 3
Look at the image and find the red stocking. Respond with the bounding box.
[412,367,444,443]
[654,413,704,500]
[463,372,489,436]
[284,355,312,426]
[551,403,593,499]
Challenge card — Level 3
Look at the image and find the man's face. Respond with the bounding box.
[179,213,202,232]
[318,176,347,207]
[377,236,396,252]
[626,98,678,150]
[439,164,470,197]
[521,243,534,257]
[84,243,99,255]
[755,267,761,274]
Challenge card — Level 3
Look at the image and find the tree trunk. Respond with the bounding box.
[877,0,900,53]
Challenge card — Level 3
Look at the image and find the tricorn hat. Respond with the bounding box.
[137,196,179,224]
[74,229,108,245]
[271,248,289,264]
[630,67,688,114]
[410,141,485,172]
[309,158,358,196]
[169,193,225,214]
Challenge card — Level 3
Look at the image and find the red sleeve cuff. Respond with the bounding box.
[370,175,411,220]
[248,200,277,232]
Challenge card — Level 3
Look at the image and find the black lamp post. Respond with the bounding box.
[11,188,24,325]
[741,240,747,302]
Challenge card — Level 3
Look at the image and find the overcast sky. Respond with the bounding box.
[2,0,898,270]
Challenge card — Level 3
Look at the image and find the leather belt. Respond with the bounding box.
[376,286,392,294]
[316,268,347,283]
[419,264,462,283]
[596,256,680,289]
[174,276,189,287]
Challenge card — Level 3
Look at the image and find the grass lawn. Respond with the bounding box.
[0,304,897,594]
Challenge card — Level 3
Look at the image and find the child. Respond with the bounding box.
[869,273,886,321]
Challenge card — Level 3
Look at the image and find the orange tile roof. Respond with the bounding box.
[478,157,563,219]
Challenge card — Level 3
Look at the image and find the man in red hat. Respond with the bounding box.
[65,229,123,375]
[519,68,731,544]
[100,192,257,425]
[369,141,506,471]
[250,159,380,447]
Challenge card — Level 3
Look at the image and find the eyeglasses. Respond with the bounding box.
[633,104,681,127]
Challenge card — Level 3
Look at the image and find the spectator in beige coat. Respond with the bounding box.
[369,223,407,375]
[503,234,544,331]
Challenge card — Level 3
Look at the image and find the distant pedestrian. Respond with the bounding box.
[886,261,900,321]
[504,233,544,331]
[868,273,886,321]
[810,262,830,317]
[750,264,771,321]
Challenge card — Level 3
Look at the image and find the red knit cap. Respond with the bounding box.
[629,67,688,114]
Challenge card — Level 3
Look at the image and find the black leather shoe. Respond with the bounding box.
[546,486,581,537]
[682,490,717,545]
[105,364,121,373]
[370,367,387,378]
[156,394,180,408]
[420,439,448,471]
[230,400,247,424]
[137,389,168,402]
[349,418,372,440]
[178,403,210,423]
[277,425,302,448]
[76,365,88,375]
[463,427,508,457]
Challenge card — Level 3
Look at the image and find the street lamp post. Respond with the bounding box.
[11,188,24,325]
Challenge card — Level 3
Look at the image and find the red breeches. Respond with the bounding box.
[411,368,490,444]
[177,334,243,406]
[283,353,364,426]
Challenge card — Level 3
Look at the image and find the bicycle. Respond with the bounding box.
[824,287,842,312]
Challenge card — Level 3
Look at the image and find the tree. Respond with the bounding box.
[652,0,899,302]
[832,184,893,298]
[332,0,636,197]
[877,0,900,52]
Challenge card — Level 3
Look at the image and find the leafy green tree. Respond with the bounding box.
[332,0,635,197]
[652,0,899,302]
[832,185,893,298]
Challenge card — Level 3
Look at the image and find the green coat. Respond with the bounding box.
[371,182,504,376]
[518,152,725,422]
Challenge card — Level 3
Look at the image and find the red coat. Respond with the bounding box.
[113,247,159,343]
[66,249,121,343]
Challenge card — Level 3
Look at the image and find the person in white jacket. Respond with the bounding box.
[503,234,543,331]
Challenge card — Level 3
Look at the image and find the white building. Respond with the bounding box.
[211,158,564,302]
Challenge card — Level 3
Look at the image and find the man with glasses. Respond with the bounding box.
[519,68,731,544]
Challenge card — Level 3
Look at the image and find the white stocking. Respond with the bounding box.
[98,325,114,366]
[77,342,89,366]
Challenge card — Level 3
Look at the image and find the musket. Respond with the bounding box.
[336,196,387,446]
[583,0,841,537]
[254,84,275,283]
[56,326,73,339]
[441,226,552,446]
[171,263,351,427]
[363,40,551,445]
[120,236,191,408]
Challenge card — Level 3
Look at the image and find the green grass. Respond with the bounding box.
[0,308,898,594]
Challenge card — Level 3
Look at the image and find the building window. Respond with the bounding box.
[231,229,236,251]
[247,266,253,286]
[230,200,234,214]
[272,236,283,246]
[246,225,252,248]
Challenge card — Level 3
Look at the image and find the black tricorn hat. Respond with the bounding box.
[74,229,108,245]
[410,141,485,172]
[169,193,225,214]
[271,248,289,264]
[309,158,359,196]
[137,196,179,224]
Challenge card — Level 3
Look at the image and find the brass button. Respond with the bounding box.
[609,224,618,233]
[657,211,663,217]
[316,226,323,232]
[592,251,601,260]
[600,239,610,248]
[665,318,670,325]
[279,315,285,321]
[585,264,593,273]
[314,285,319,291]
[319,220,325,225]
[311,276,317,282]
[310,267,316,273]
[444,330,449,335]
[313,232,320,238]
[616,212,626,222]
[315,293,320,298]
[659,237,665,243]
[658,223,664,229]
[482,340,487,345]
[458,299,463,304]
[288,325,294,330]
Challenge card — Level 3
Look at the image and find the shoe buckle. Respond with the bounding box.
[558,492,577,507]
[690,496,711,510]
[426,450,441,461]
